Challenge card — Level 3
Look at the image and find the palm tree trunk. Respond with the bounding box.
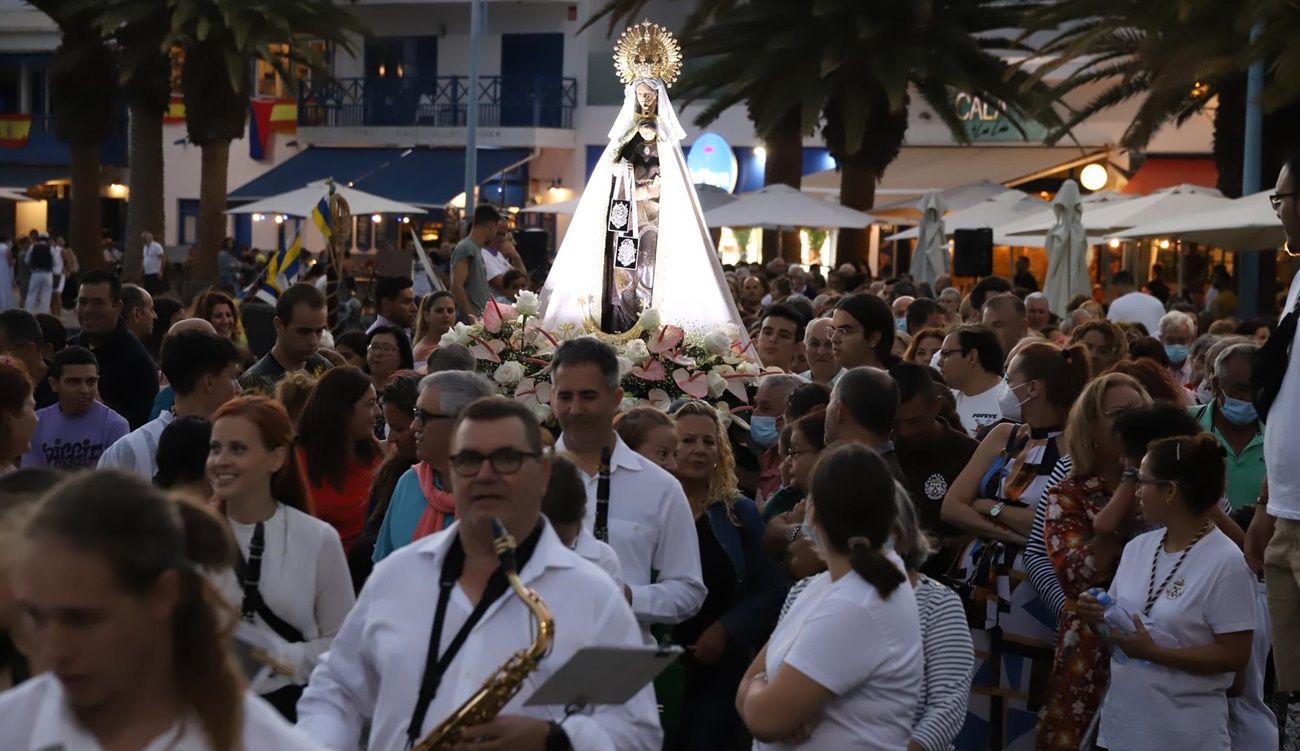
[192,140,229,290]
[837,152,878,268]
[762,108,803,264]
[123,104,165,283]
[69,142,103,272]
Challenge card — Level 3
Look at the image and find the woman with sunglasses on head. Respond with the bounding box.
[0,471,323,749]
[668,400,788,750]
[1078,434,1260,751]
[209,396,355,721]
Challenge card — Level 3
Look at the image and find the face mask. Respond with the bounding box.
[1220,395,1258,425]
[1164,344,1190,365]
[997,380,1030,422]
[894,317,908,332]
[750,415,780,449]
[1195,380,1215,405]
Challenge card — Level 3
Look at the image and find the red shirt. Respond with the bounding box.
[302,449,378,553]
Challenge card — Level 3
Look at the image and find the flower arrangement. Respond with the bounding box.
[440,291,774,426]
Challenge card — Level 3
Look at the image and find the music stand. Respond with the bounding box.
[525,645,684,712]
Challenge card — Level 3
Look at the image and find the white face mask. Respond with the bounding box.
[998,380,1031,422]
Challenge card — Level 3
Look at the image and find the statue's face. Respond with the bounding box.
[635,83,657,113]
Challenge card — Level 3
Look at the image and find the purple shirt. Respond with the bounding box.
[21,400,130,469]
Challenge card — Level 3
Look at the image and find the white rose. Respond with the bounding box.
[515,289,540,316]
[440,321,473,347]
[736,360,762,376]
[493,360,526,386]
[530,403,554,425]
[616,355,635,379]
[638,308,661,331]
[720,323,741,342]
[623,339,651,365]
[703,330,732,355]
[707,370,727,399]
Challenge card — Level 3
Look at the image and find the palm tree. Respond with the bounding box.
[675,0,1056,261]
[146,0,367,288]
[99,2,173,282]
[27,1,120,272]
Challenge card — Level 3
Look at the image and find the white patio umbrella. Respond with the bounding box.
[909,190,947,284]
[1043,180,1090,315]
[0,188,34,203]
[703,183,874,229]
[1109,190,1283,252]
[886,190,1047,242]
[1004,183,1227,236]
[520,197,580,215]
[226,180,426,218]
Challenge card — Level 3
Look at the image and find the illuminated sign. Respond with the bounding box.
[952,93,1047,143]
[687,132,738,193]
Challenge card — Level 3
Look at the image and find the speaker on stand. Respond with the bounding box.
[952,227,993,278]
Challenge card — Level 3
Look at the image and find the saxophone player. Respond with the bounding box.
[297,397,662,751]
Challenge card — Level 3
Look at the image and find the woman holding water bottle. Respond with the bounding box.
[1078,434,1256,751]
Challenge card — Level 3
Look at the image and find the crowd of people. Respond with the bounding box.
[2,162,1300,751]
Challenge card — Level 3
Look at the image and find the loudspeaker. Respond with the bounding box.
[514,229,550,272]
[952,228,993,277]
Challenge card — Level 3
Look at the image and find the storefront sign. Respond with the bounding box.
[953,93,1048,143]
[687,132,739,192]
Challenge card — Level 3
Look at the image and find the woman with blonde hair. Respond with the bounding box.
[613,405,678,473]
[410,290,456,364]
[1069,319,1129,375]
[668,400,787,750]
[1036,373,1151,749]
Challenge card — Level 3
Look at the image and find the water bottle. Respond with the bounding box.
[1087,588,1133,664]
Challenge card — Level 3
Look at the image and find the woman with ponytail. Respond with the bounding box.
[1078,434,1263,750]
[737,443,922,749]
[0,470,322,749]
[209,396,355,720]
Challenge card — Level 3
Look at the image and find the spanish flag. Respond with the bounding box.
[0,115,32,149]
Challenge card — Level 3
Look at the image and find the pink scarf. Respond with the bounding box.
[412,462,456,541]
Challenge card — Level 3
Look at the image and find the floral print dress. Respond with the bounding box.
[1037,474,1114,750]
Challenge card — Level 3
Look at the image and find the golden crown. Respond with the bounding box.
[613,20,683,87]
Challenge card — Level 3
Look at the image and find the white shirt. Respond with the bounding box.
[481,247,512,282]
[1107,291,1166,339]
[553,434,706,637]
[296,520,662,751]
[227,504,356,691]
[1098,527,1256,751]
[97,410,175,478]
[51,244,64,275]
[756,559,922,751]
[571,525,624,588]
[143,240,166,275]
[1229,580,1278,750]
[952,381,1008,438]
[0,673,324,751]
[1265,271,1300,518]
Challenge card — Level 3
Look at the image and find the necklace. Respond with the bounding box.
[1144,520,1213,615]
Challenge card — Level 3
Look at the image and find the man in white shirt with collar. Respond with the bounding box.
[298,396,661,751]
[550,337,706,640]
[1106,269,1166,337]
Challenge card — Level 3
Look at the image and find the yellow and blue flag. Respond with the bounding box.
[312,195,333,241]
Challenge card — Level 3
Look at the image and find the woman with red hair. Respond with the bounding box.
[191,288,245,345]
[0,357,37,473]
[208,395,354,720]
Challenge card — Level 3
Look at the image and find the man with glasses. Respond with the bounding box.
[937,324,1011,438]
[299,396,662,751]
[373,370,495,562]
[551,336,705,642]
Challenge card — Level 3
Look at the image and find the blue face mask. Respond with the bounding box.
[894,317,908,332]
[1164,343,1190,365]
[750,415,780,449]
[1220,395,1258,425]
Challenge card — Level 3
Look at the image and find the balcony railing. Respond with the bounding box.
[298,75,578,130]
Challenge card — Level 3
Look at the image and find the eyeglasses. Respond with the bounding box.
[1270,192,1297,210]
[369,343,399,354]
[785,447,817,457]
[412,407,453,424]
[448,447,542,477]
[937,348,963,359]
[1135,475,1171,488]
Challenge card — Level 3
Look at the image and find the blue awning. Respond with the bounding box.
[228,147,532,207]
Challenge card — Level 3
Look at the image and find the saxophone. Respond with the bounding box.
[414,518,556,750]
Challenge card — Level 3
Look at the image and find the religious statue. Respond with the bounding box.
[539,21,746,341]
